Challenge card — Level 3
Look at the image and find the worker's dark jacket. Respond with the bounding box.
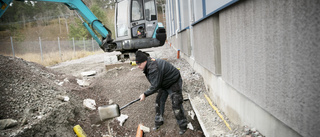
[143,57,180,97]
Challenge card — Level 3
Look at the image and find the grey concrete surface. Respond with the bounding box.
[193,14,221,75]
[180,51,302,137]
[179,30,192,57]
[219,0,320,136]
[166,0,320,136]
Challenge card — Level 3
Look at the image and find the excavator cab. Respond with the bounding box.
[110,0,166,60]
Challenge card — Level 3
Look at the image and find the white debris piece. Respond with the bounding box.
[64,78,69,82]
[0,119,18,130]
[83,99,96,110]
[63,96,70,102]
[58,81,64,86]
[188,110,195,120]
[57,95,70,102]
[77,79,90,86]
[81,71,97,77]
[36,115,43,119]
[116,114,128,126]
[187,123,194,130]
[104,56,118,65]
[57,78,70,86]
[140,125,150,133]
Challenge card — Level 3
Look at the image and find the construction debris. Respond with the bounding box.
[0,119,18,130]
[116,114,128,126]
[56,95,70,102]
[187,123,194,130]
[81,71,97,77]
[73,125,87,137]
[83,99,96,110]
[140,125,150,133]
[77,78,91,86]
[188,110,195,120]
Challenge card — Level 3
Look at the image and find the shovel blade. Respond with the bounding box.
[98,104,120,121]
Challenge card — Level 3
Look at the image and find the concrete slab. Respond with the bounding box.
[104,55,118,65]
[188,92,236,137]
[81,71,97,77]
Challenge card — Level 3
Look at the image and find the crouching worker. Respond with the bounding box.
[135,50,188,135]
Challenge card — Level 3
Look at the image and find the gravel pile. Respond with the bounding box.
[0,55,83,137]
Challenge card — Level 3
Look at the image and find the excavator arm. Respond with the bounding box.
[0,0,113,51]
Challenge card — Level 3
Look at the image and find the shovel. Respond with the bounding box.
[98,98,140,121]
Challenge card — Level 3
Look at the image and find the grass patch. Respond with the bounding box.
[2,50,103,66]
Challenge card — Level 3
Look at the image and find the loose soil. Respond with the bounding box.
[0,45,262,137]
[0,47,204,137]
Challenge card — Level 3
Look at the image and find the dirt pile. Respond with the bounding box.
[0,55,84,137]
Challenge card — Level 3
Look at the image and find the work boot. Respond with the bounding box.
[153,116,163,131]
[179,129,187,135]
[152,125,161,131]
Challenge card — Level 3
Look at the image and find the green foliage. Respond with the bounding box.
[91,4,106,23]
[0,1,67,23]
[0,0,116,42]
[69,18,89,40]
[8,23,25,42]
[68,1,115,40]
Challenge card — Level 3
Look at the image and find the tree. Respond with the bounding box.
[68,2,115,40]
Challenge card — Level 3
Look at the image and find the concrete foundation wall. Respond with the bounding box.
[193,14,221,75]
[168,0,320,136]
[179,30,191,57]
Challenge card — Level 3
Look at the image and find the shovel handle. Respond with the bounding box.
[120,98,140,110]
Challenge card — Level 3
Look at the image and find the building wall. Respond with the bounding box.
[219,1,319,136]
[179,30,191,56]
[193,14,221,75]
[166,0,320,137]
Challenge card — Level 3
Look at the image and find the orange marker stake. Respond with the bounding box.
[136,124,143,137]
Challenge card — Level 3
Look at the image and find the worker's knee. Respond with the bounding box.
[171,93,183,109]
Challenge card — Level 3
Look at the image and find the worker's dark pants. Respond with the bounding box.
[155,78,188,130]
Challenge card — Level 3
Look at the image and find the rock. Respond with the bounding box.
[244,126,250,132]
[251,128,256,132]
[21,117,28,126]
[116,114,128,126]
[108,99,114,104]
[116,66,124,70]
[76,79,90,86]
[0,119,18,130]
[58,81,64,86]
[57,95,70,102]
[83,99,96,110]
[226,134,234,137]
[188,110,195,120]
[63,78,69,83]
